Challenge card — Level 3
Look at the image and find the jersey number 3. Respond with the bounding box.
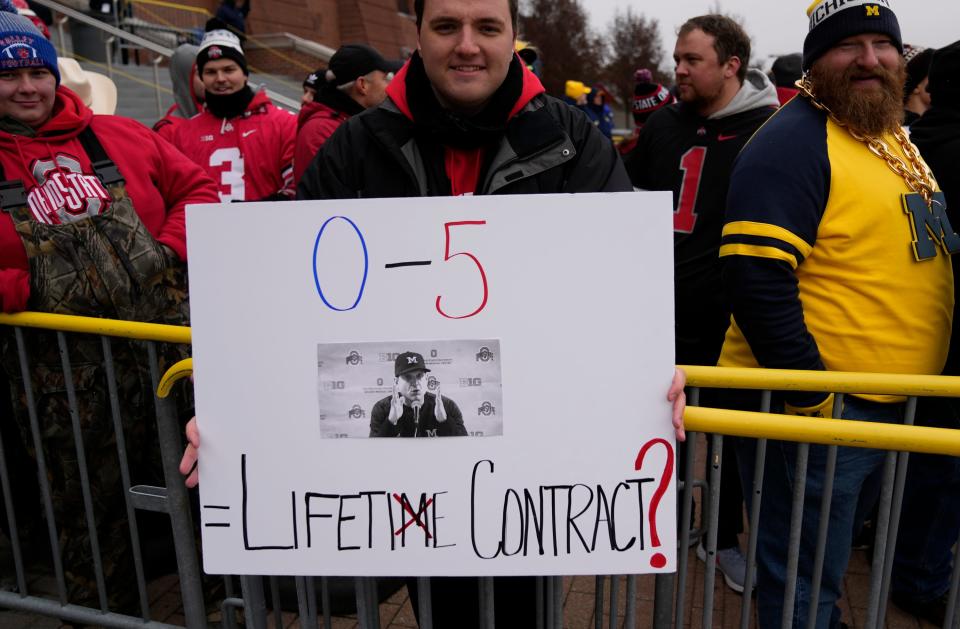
[675,146,706,233]
[210,147,245,202]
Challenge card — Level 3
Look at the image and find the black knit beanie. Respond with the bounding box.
[802,0,902,71]
[927,40,960,107]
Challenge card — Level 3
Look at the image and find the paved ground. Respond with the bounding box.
[0,557,939,628]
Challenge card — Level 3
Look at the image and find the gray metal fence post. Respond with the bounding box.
[875,396,916,629]
[57,331,109,611]
[674,382,701,628]
[147,342,207,628]
[781,443,810,629]
[702,433,724,629]
[740,389,771,629]
[478,577,495,629]
[805,394,843,629]
[240,575,268,629]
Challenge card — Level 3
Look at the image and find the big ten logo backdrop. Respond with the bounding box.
[186,192,677,577]
[317,340,503,438]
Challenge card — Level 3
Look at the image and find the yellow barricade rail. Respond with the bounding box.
[2,315,959,457]
[682,364,960,457]
[157,358,193,398]
[0,311,190,344]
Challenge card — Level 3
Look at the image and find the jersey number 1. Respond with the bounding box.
[675,146,706,233]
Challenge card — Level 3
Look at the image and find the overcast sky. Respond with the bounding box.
[580,1,960,69]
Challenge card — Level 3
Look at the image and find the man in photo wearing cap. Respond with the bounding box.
[369,351,466,438]
[172,29,297,202]
[624,15,777,594]
[718,1,956,626]
[0,0,218,614]
[294,44,400,185]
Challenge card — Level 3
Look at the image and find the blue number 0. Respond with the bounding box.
[312,216,369,311]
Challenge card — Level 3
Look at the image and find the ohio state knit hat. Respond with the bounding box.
[197,29,247,75]
[0,0,59,83]
[632,69,674,125]
[803,0,902,70]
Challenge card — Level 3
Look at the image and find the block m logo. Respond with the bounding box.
[903,192,960,260]
[865,5,880,16]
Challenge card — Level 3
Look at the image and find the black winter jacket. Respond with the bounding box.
[911,105,960,375]
[296,94,631,199]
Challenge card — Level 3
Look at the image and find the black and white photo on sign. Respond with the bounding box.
[317,340,503,439]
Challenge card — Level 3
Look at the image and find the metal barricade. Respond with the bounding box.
[2,313,959,629]
[0,312,203,628]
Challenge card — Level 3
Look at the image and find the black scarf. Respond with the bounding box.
[316,83,365,118]
[405,52,525,150]
[205,84,256,119]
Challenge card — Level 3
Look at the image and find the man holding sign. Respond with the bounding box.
[203,0,683,626]
[291,0,661,625]
[370,351,467,437]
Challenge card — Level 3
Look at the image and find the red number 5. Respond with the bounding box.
[436,221,488,319]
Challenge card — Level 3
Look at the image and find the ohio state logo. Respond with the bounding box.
[207,46,223,59]
[26,155,112,224]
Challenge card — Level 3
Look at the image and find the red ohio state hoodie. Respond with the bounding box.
[0,86,219,312]
[171,89,297,202]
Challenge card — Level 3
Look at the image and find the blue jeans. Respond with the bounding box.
[891,397,960,604]
[736,396,904,629]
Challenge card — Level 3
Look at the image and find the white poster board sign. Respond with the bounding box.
[186,192,677,576]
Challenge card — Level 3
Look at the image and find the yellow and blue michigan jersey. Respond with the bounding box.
[718,96,956,402]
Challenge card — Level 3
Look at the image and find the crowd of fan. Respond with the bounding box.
[0,0,959,627]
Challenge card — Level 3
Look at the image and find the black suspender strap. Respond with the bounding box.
[78,126,125,187]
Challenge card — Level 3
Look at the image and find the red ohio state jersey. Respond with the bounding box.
[172,89,297,202]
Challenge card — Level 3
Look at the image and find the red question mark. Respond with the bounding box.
[635,438,674,569]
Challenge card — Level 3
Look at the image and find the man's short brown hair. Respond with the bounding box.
[414,0,519,34]
[678,14,751,84]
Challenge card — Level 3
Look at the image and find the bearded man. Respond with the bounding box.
[717,1,958,627]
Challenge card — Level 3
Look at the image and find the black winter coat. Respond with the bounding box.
[296,94,631,200]
[911,105,960,375]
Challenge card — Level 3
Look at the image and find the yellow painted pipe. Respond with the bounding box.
[157,359,193,399]
[684,406,960,456]
[682,365,960,398]
[0,312,190,344]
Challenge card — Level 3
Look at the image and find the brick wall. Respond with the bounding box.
[175,0,416,58]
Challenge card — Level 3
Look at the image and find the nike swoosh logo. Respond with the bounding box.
[717,134,738,141]
[242,130,257,138]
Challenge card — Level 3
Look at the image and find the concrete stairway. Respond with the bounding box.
[54,27,304,127]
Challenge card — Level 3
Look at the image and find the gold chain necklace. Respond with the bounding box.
[796,76,938,207]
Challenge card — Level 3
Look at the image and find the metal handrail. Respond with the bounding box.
[34,0,175,56]
[128,0,210,17]
[33,0,302,112]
